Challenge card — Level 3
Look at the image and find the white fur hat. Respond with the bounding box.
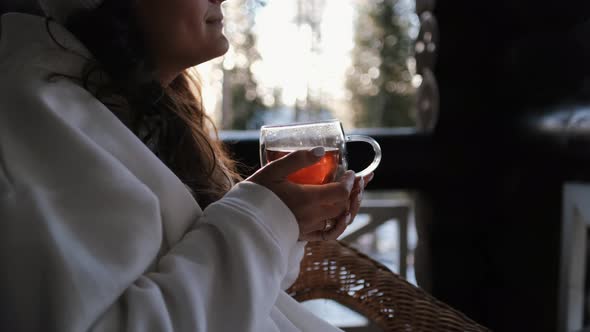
[38,0,104,24]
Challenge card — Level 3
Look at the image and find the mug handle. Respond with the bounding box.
[346,135,382,177]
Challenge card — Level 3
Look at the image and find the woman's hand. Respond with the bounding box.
[348,172,375,225]
[298,172,374,241]
[247,147,356,241]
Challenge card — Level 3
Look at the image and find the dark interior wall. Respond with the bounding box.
[431,1,590,331]
[0,0,42,15]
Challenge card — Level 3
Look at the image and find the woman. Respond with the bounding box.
[0,0,373,331]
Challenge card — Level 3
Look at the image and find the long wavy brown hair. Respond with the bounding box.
[48,0,242,207]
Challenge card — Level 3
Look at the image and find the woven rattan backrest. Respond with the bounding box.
[288,241,491,332]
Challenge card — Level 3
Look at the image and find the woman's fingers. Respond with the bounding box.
[298,204,348,233]
[293,171,356,231]
[348,189,362,225]
[363,172,375,187]
[300,172,376,241]
[347,172,374,224]
[302,170,356,204]
[265,147,326,180]
[351,172,373,194]
[249,147,326,185]
[300,213,351,242]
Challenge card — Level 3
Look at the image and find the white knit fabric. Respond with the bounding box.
[38,0,103,23]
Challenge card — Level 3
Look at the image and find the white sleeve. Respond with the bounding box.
[101,181,301,332]
[281,241,307,290]
[0,164,300,332]
[0,76,304,332]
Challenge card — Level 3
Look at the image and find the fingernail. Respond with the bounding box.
[311,146,325,157]
[345,213,352,225]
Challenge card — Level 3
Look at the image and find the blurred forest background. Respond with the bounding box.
[199,0,420,130]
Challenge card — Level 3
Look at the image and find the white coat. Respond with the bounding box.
[0,13,342,332]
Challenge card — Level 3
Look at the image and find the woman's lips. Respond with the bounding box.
[206,18,224,27]
[206,16,224,24]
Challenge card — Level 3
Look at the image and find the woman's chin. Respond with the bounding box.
[208,38,230,60]
[217,36,230,54]
[185,40,228,66]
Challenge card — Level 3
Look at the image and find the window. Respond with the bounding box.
[199,0,420,130]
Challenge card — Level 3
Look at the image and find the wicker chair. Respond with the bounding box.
[288,241,491,332]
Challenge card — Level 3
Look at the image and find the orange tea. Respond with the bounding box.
[266,147,340,185]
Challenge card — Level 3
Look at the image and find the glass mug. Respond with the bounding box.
[259,119,382,185]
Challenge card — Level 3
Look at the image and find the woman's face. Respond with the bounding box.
[136,0,228,84]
